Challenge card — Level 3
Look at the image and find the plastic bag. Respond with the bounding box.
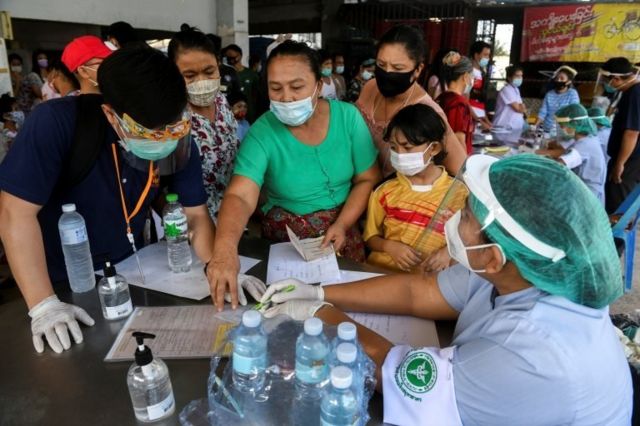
[180,315,376,426]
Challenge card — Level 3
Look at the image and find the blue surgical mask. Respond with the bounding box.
[321,67,333,77]
[512,78,523,88]
[269,86,318,127]
[604,83,617,94]
[479,57,489,68]
[124,137,180,161]
[335,65,344,75]
[361,70,373,81]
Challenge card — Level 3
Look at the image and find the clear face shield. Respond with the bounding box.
[113,109,193,176]
[595,67,640,96]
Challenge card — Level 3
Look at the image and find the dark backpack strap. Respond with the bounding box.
[57,94,109,190]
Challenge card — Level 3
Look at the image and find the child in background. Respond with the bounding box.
[363,104,467,272]
[228,92,250,141]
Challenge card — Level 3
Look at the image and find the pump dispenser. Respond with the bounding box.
[97,261,133,320]
[127,332,175,422]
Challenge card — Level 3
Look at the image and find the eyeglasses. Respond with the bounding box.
[114,109,191,141]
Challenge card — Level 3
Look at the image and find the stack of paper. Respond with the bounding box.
[266,242,340,284]
[286,225,334,261]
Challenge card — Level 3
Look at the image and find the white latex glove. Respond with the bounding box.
[28,295,95,354]
[225,274,267,306]
[262,300,331,321]
[259,279,324,305]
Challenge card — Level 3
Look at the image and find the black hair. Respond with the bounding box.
[98,46,187,129]
[225,44,242,56]
[106,21,137,47]
[168,24,218,62]
[602,57,635,76]
[332,52,344,62]
[49,58,80,90]
[266,40,321,81]
[318,49,332,64]
[31,49,47,74]
[506,65,523,80]
[469,40,491,57]
[8,53,22,65]
[384,103,447,165]
[0,94,16,121]
[206,33,222,53]
[376,25,426,67]
[227,91,248,106]
[427,47,457,93]
[249,54,261,68]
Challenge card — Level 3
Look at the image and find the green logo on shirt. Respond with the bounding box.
[396,351,437,395]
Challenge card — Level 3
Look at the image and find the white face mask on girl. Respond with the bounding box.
[389,143,434,176]
[270,85,319,127]
[444,210,506,273]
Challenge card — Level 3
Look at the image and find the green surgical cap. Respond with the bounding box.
[588,106,612,128]
[468,154,622,308]
[555,103,598,136]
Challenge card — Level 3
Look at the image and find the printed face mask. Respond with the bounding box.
[444,210,505,273]
[389,143,434,176]
[187,78,220,107]
[269,85,318,127]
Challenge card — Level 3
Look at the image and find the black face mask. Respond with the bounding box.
[554,81,568,91]
[375,66,415,98]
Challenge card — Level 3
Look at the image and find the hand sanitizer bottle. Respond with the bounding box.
[127,332,175,422]
[97,261,133,320]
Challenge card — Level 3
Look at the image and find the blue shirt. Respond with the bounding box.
[438,264,632,425]
[0,97,207,284]
[538,88,580,132]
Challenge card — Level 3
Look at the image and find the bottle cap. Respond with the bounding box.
[166,193,178,203]
[337,322,357,341]
[61,204,76,213]
[242,310,262,328]
[330,366,353,389]
[336,342,357,364]
[103,261,116,278]
[132,331,155,366]
[304,317,323,336]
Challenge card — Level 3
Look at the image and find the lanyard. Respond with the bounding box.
[111,143,154,282]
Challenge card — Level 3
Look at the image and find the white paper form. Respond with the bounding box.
[320,269,440,348]
[116,242,261,300]
[286,225,334,261]
[104,306,237,361]
[266,242,341,284]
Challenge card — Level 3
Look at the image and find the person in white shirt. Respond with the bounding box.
[493,65,527,130]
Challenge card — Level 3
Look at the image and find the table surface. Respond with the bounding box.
[0,236,452,426]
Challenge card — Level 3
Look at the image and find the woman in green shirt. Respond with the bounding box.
[207,40,381,310]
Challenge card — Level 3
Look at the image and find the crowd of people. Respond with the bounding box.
[0,20,638,425]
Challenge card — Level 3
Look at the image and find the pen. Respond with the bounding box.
[253,284,297,311]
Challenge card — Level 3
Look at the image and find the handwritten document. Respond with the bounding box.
[266,242,340,285]
[286,225,334,261]
[116,242,261,300]
[105,306,236,361]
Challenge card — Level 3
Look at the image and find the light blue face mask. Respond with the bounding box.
[269,85,319,127]
[124,137,180,161]
[479,57,489,68]
[321,67,333,77]
[604,83,617,94]
[512,77,523,88]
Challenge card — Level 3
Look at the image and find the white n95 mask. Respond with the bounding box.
[269,86,318,127]
[187,78,220,107]
[444,210,505,273]
[390,143,433,176]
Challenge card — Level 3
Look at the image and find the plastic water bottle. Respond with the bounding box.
[58,204,95,293]
[296,318,330,398]
[232,310,268,393]
[320,366,360,426]
[162,193,192,273]
[334,343,364,407]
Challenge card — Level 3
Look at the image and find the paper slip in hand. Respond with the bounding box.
[286,225,334,262]
[266,241,340,284]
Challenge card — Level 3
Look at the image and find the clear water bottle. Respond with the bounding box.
[58,204,95,293]
[162,193,192,273]
[296,318,330,399]
[98,261,133,320]
[232,310,268,393]
[320,366,360,426]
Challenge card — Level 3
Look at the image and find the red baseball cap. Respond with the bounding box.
[62,35,113,72]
